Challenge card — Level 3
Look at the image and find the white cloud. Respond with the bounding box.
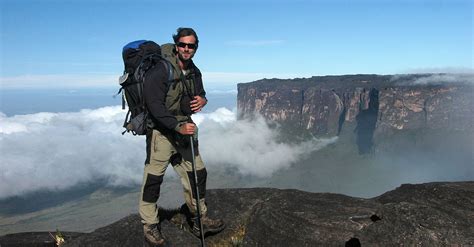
[400,67,474,74]
[0,71,309,89]
[193,107,237,126]
[411,74,474,85]
[197,109,337,177]
[0,106,144,198]
[0,106,335,198]
[392,73,474,86]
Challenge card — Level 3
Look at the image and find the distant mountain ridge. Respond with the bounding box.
[1,182,473,246]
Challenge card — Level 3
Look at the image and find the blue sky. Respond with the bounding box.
[0,0,472,89]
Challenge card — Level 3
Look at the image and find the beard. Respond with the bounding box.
[178,50,194,62]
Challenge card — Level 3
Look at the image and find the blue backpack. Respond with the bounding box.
[118,40,173,135]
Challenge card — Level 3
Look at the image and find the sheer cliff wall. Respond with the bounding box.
[237,74,473,152]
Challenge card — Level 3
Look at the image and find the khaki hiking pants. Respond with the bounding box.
[139,129,208,225]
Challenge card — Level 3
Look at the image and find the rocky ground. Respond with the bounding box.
[1,181,473,246]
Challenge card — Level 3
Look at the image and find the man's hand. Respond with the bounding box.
[190,96,207,113]
[177,123,196,135]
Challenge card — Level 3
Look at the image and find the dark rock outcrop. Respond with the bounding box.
[2,182,472,246]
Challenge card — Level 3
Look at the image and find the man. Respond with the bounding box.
[139,27,225,246]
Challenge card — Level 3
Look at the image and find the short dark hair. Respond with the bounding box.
[173,27,199,47]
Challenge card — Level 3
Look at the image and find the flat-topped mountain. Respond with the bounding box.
[238,74,473,153]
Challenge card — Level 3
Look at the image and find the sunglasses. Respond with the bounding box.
[177,42,197,49]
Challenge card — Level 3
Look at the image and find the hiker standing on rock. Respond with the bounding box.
[139,27,225,246]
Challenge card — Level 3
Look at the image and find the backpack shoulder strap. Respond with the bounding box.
[158,58,178,91]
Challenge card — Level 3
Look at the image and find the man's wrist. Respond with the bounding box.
[174,122,184,132]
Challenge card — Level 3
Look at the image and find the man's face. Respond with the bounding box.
[176,35,197,62]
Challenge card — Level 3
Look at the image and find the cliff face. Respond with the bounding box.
[238,74,473,152]
[376,86,472,133]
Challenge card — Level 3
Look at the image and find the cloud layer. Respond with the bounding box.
[0,107,143,198]
[0,71,312,89]
[0,107,334,199]
[392,72,474,86]
[197,111,337,177]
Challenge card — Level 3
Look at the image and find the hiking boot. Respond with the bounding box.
[190,215,226,237]
[143,223,165,246]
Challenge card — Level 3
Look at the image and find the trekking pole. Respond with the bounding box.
[189,135,206,247]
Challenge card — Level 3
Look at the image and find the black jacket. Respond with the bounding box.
[143,59,206,135]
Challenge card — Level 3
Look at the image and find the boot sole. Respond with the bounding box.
[143,237,166,247]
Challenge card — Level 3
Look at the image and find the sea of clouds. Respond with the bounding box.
[0,107,336,199]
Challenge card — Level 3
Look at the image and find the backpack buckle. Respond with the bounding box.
[118,72,129,85]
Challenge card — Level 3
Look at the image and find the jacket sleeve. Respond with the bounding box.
[143,62,180,131]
